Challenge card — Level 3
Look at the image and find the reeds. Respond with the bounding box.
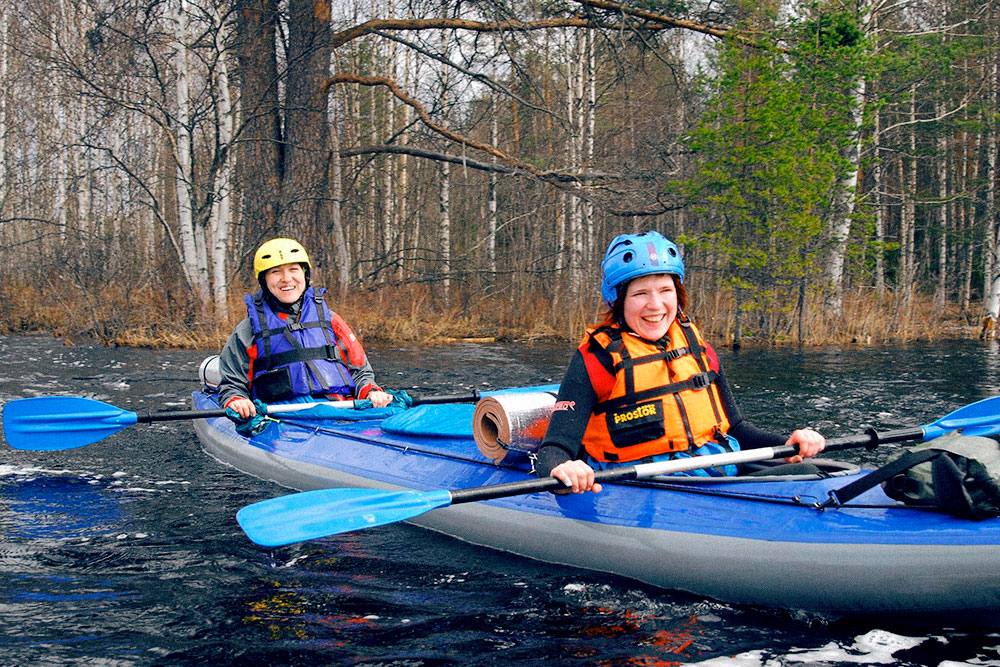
[0,280,977,349]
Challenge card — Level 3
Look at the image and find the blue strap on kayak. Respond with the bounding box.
[268,390,413,421]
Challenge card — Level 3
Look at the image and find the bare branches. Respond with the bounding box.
[325,73,570,181]
[330,0,741,50]
[325,72,669,217]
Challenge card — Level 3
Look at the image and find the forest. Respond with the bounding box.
[0,0,997,348]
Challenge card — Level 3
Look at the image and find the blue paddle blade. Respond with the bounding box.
[2,397,139,450]
[922,395,1000,440]
[236,487,454,547]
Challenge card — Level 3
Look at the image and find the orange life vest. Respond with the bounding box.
[580,316,731,463]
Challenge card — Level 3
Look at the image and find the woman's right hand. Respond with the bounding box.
[550,460,603,494]
[226,397,257,419]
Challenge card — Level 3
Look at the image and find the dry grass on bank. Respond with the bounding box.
[689,288,976,346]
[0,280,229,349]
[333,285,587,344]
[0,280,979,349]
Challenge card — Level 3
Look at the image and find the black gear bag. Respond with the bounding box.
[821,431,1000,520]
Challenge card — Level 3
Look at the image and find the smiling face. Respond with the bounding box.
[622,273,678,341]
[264,263,307,305]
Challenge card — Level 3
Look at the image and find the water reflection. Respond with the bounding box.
[0,472,124,540]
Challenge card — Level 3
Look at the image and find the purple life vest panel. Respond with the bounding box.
[245,287,356,402]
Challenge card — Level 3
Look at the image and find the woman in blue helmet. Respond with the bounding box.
[219,238,393,422]
[536,231,825,494]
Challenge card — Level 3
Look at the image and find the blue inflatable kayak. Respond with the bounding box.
[190,390,1000,625]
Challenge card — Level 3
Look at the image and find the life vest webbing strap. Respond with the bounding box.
[253,344,342,373]
[658,334,696,447]
[254,320,329,340]
[592,371,719,415]
[608,334,693,397]
[586,325,621,375]
[252,296,274,360]
[678,319,725,427]
[613,346,691,372]
[619,343,635,396]
[673,391,695,446]
[309,295,354,391]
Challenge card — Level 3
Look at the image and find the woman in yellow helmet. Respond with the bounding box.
[218,238,393,421]
[536,231,825,494]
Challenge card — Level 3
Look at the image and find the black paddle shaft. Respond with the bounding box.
[138,408,228,423]
[824,426,925,452]
[412,390,480,406]
[450,467,640,503]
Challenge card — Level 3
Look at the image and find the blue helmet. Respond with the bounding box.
[600,231,684,306]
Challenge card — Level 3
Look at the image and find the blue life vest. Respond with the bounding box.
[245,286,356,402]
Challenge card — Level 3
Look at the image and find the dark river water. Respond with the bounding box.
[1,333,999,666]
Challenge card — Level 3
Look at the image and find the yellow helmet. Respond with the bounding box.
[253,238,311,279]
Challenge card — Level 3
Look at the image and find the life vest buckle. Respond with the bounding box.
[690,372,711,389]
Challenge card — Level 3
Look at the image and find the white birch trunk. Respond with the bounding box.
[983,57,1000,334]
[437,12,450,300]
[487,34,498,278]
[67,0,86,242]
[873,108,885,295]
[110,122,122,246]
[144,115,157,258]
[51,4,68,242]
[934,106,947,309]
[0,6,9,211]
[900,90,918,318]
[960,143,974,313]
[823,74,866,318]
[209,0,234,317]
[565,35,582,295]
[75,104,92,240]
[555,196,565,274]
[365,81,377,281]
[396,46,411,282]
[488,109,498,277]
[328,65,350,293]
[172,0,204,299]
[439,161,451,301]
[584,29,596,271]
[382,34,396,264]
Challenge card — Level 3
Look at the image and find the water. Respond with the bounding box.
[1,333,999,666]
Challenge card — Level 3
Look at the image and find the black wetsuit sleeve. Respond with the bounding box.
[535,350,597,477]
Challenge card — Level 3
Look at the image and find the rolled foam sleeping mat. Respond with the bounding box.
[473,391,559,462]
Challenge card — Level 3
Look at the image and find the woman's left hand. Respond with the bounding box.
[784,428,826,463]
[367,390,394,408]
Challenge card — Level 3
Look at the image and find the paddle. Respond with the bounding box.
[235,395,1000,547]
[1,391,480,451]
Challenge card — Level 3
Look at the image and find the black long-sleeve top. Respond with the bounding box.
[534,345,786,477]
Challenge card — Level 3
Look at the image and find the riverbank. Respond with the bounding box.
[0,281,980,349]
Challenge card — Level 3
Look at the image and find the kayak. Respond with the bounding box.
[190,389,1000,625]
